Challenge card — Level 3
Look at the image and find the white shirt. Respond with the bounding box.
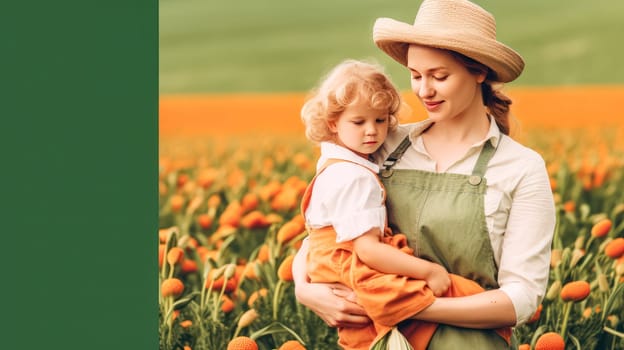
[305,142,387,243]
[373,118,556,326]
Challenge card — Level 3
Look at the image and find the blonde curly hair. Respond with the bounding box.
[301,59,402,143]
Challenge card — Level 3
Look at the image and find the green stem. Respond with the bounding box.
[560,302,572,339]
[168,262,175,279]
[165,297,174,348]
[212,277,228,321]
[273,280,284,321]
[233,324,242,339]
[603,326,624,339]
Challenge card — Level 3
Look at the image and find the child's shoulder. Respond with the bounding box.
[318,161,378,185]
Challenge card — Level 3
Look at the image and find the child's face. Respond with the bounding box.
[328,101,389,159]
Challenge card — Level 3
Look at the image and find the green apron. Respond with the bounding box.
[379,135,514,350]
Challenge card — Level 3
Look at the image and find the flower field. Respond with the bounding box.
[159,89,624,350]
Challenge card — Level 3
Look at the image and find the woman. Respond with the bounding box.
[292,0,556,348]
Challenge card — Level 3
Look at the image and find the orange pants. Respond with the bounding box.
[307,226,511,350]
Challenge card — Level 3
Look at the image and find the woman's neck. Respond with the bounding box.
[425,107,490,145]
[421,107,491,172]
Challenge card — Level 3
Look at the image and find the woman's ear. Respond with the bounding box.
[476,71,487,84]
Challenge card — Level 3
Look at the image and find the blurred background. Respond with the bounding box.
[160,0,624,95]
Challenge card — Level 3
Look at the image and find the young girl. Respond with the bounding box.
[298,59,510,350]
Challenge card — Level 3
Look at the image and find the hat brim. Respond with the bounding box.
[373,18,524,83]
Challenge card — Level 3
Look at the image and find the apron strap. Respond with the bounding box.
[380,132,501,184]
[468,136,501,186]
[382,136,412,170]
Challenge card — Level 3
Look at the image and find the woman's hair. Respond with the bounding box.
[301,59,402,143]
[448,51,514,135]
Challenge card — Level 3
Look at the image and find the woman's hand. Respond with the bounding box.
[294,281,371,328]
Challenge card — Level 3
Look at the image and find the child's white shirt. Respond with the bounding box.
[305,142,386,243]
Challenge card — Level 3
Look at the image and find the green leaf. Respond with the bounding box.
[249,321,306,344]
[173,291,200,310]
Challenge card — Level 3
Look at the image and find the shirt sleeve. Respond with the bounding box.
[316,163,386,243]
[497,156,556,325]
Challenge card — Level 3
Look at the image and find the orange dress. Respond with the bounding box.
[302,159,511,350]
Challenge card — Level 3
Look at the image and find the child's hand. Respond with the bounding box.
[424,263,451,296]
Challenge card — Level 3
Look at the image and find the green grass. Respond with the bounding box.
[160,0,624,94]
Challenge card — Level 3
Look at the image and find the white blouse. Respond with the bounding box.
[373,118,556,326]
[305,142,387,243]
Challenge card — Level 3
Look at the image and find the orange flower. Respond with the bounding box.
[265,213,284,224]
[227,336,258,350]
[197,168,218,189]
[292,152,312,171]
[167,247,185,266]
[170,194,185,213]
[197,213,213,230]
[591,219,612,238]
[237,308,259,328]
[256,244,270,263]
[210,224,237,243]
[550,249,562,268]
[258,180,282,201]
[244,261,259,280]
[207,270,238,292]
[196,246,218,263]
[518,344,530,350]
[247,288,268,307]
[219,201,243,227]
[181,259,198,274]
[535,332,565,350]
[179,320,193,328]
[528,304,543,324]
[221,295,235,313]
[278,255,295,282]
[605,237,624,259]
[227,168,246,189]
[549,178,557,192]
[186,236,199,249]
[563,200,575,213]
[207,194,221,209]
[240,210,271,229]
[283,176,308,195]
[278,340,306,350]
[241,193,259,213]
[271,188,299,212]
[277,220,305,244]
[183,346,191,350]
[176,173,190,188]
[161,278,185,298]
[560,280,591,302]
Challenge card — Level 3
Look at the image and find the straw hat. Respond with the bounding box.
[373,0,524,83]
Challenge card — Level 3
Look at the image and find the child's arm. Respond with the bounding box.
[353,229,451,296]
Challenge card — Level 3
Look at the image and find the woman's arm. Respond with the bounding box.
[413,289,517,328]
[353,229,450,296]
[292,238,371,328]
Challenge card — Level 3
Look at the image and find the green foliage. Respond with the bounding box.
[160,0,624,94]
[159,132,624,349]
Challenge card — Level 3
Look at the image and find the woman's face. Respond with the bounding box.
[407,45,486,122]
